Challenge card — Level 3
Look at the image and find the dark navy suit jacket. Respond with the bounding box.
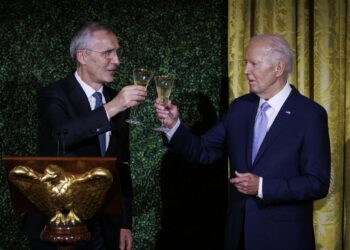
[25,74,132,250]
[167,86,330,250]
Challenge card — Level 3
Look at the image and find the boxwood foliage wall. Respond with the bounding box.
[0,0,228,249]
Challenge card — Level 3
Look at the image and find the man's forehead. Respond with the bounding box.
[245,42,272,57]
[90,31,119,47]
[92,30,118,40]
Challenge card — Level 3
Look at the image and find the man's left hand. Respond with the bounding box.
[230,171,259,195]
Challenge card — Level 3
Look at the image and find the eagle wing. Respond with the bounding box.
[8,166,56,218]
[70,167,113,220]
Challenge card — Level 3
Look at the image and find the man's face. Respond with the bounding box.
[244,40,282,99]
[82,30,120,85]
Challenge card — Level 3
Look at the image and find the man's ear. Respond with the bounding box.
[76,50,87,65]
[275,61,286,77]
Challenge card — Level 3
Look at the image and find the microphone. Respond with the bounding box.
[55,130,61,156]
[55,129,68,156]
[61,129,68,156]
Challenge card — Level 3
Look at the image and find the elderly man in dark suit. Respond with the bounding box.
[25,22,146,250]
[155,34,330,250]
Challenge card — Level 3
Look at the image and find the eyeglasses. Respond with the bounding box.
[83,48,119,60]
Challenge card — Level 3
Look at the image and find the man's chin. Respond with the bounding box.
[104,76,115,83]
[248,85,255,93]
[249,87,261,96]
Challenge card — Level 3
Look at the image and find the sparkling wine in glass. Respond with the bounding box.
[153,75,175,132]
[126,68,154,125]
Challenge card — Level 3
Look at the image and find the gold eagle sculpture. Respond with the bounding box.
[9,164,113,226]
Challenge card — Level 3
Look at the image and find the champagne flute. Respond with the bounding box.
[153,75,175,132]
[126,68,154,125]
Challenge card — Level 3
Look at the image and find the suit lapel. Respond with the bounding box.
[103,87,113,102]
[246,99,260,168]
[252,87,300,167]
[66,75,92,115]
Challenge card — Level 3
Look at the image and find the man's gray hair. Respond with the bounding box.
[69,22,115,59]
[250,34,293,75]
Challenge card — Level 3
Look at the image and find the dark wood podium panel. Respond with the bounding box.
[2,156,123,215]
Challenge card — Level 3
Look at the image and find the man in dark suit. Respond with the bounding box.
[26,22,146,250]
[155,34,331,250]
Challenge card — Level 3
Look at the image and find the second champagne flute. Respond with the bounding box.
[153,75,175,132]
[126,68,154,125]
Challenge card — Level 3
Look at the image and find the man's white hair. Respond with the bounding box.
[250,34,293,75]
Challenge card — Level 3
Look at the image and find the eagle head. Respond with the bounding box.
[40,164,63,184]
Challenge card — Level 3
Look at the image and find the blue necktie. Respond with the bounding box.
[93,92,106,156]
[252,102,270,162]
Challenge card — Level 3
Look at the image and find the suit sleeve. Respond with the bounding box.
[38,84,111,148]
[167,118,227,164]
[262,107,331,204]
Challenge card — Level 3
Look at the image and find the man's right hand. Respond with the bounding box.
[154,98,179,129]
[105,85,147,117]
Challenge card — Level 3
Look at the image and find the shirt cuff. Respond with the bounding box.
[257,177,263,199]
[165,119,181,141]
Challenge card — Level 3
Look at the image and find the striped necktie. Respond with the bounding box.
[252,102,270,162]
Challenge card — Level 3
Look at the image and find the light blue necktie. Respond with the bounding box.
[252,102,271,162]
[93,92,106,156]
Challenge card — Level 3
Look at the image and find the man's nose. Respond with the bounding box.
[244,64,250,74]
[112,54,120,65]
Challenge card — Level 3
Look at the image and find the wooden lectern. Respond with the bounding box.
[3,156,123,249]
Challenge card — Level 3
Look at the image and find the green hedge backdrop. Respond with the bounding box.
[0,0,228,249]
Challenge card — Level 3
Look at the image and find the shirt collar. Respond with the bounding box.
[74,71,103,98]
[259,82,292,110]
